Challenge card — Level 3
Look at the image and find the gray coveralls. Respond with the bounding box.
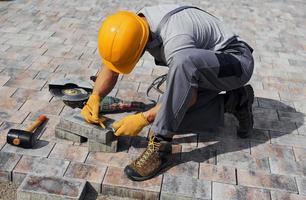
[138,5,254,137]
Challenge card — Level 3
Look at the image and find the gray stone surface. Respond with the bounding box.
[55,126,87,143]
[0,152,22,182]
[88,139,117,153]
[17,174,86,200]
[161,174,211,200]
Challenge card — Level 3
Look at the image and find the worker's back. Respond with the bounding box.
[139,5,238,65]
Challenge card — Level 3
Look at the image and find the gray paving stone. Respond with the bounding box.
[65,162,107,193]
[17,174,86,200]
[161,174,211,200]
[1,141,55,157]
[237,169,298,193]
[0,152,22,182]
[217,152,270,172]
[269,157,306,177]
[55,127,87,143]
[296,177,306,196]
[212,182,271,200]
[88,139,117,153]
[58,109,115,144]
[13,156,70,185]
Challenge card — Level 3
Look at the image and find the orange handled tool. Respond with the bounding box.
[7,115,47,148]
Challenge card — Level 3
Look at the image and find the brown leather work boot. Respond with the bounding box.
[124,134,172,181]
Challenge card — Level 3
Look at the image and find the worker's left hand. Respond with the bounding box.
[112,113,150,136]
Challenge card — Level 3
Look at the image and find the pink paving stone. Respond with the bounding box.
[166,161,199,178]
[19,99,64,115]
[13,155,70,185]
[212,182,271,200]
[49,143,89,162]
[0,109,29,123]
[271,191,306,200]
[0,97,24,111]
[269,156,306,177]
[64,162,107,193]
[237,169,298,193]
[181,145,216,164]
[293,147,306,162]
[85,152,132,168]
[4,77,46,90]
[0,86,17,97]
[11,88,53,101]
[102,166,162,199]
[250,142,295,160]
[296,178,306,196]
[0,75,10,86]
[199,163,236,185]
[17,174,86,200]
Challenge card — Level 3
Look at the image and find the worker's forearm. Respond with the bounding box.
[93,66,119,98]
[143,104,161,123]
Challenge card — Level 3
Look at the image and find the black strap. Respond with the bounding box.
[147,6,218,49]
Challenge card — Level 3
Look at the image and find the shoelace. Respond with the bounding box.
[135,136,161,168]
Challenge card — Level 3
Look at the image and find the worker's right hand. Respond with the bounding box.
[81,94,101,124]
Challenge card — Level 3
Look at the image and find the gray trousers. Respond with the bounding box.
[151,41,254,137]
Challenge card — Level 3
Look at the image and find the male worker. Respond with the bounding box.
[81,5,254,181]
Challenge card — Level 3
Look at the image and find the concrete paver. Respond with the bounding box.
[0,0,306,199]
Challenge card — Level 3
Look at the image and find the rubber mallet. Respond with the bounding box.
[7,115,47,148]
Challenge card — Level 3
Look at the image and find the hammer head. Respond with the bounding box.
[7,129,37,148]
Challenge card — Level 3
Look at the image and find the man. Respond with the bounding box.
[81,5,254,181]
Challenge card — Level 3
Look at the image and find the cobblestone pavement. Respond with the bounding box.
[0,0,306,199]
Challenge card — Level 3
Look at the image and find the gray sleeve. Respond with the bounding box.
[163,34,196,65]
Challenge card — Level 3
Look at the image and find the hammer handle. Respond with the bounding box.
[26,115,47,133]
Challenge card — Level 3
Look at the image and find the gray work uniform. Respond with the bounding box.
[138,5,254,137]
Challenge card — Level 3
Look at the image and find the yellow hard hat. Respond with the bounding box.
[98,11,149,74]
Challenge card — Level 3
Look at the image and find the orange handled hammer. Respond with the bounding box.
[7,115,47,148]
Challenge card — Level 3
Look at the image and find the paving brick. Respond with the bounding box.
[65,162,107,193]
[271,133,306,148]
[253,107,278,120]
[102,166,162,199]
[166,161,199,179]
[278,110,306,124]
[212,182,271,200]
[258,98,295,112]
[0,86,17,97]
[251,142,295,160]
[0,97,24,111]
[86,151,131,169]
[88,139,117,153]
[293,147,306,162]
[19,99,64,116]
[55,127,87,143]
[269,157,306,177]
[181,145,216,165]
[40,126,75,144]
[161,174,211,200]
[49,143,89,162]
[270,191,306,200]
[11,88,53,102]
[0,152,22,182]
[4,77,46,90]
[0,109,29,124]
[13,155,69,185]
[199,163,236,185]
[58,110,115,144]
[17,174,86,200]
[1,141,55,158]
[254,118,297,133]
[237,169,298,193]
[296,177,306,196]
[217,151,270,172]
[297,125,306,136]
[0,75,10,86]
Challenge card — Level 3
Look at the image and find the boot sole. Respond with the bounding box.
[124,162,169,182]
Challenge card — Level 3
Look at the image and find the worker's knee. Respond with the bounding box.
[169,51,196,77]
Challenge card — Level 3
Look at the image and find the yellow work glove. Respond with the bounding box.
[81,94,101,124]
[112,113,150,137]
